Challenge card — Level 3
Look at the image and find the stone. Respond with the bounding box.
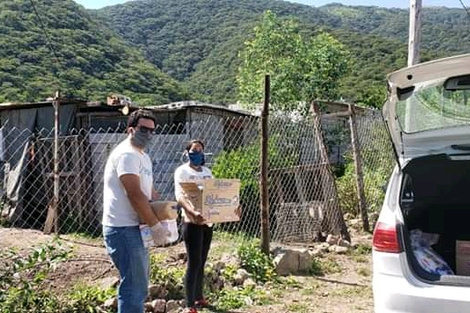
[103,297,117,310]
[236,268,250,280]
[317,242,330,252]
[151,299,166,313]
[243,278,257,288]
[273,248,313,276]
[233,273,245,285]
[308,248,323,257]
[214,260,226,271]
[148,284,168,299]
[96,276,119,290]
[338,239,351,248]
[333,246,349,254]
[326,234,340,245]
[166,300,180,312]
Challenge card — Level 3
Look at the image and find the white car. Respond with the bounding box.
[373,53,470,312]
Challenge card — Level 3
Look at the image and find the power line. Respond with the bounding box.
[28,0,85,99]
[29,0,61,67]
[459,0,470,19]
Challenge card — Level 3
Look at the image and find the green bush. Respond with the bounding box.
[215,286,270,311]
[212,134,298,235]
[0,240,72,313]
[149,254,185,299]
[237,239,277,283]
[62,284,116,313]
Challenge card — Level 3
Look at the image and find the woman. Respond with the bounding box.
[174,139,213,313]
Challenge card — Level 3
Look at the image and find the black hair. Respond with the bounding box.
[127,109,156,129]
[185,139,205,151]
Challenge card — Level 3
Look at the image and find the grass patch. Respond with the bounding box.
[286,302,309,312]
[357,267,371,277]
[350,243,372,256]
[310,257,343,276]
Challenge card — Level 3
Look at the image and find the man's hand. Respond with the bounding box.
[151,189,160,201]
[150,223,171,246]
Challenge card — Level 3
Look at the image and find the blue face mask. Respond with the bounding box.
[188,151,205,166]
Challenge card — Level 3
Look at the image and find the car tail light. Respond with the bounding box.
[373,221,402,253]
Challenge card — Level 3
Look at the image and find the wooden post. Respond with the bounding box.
[311,102,350,242]
[44,91,60,234]
[408,0,422,67]
[260,75,270,255]
[348,104,369,232]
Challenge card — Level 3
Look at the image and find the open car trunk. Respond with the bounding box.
[401,154,470,284]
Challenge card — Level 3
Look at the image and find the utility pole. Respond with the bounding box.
[408,0,422,67]
[405,0,422,131]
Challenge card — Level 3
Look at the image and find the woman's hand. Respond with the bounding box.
[235,206,242,218]
[192,211,206,225]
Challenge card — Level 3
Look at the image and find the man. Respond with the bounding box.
[102,109,165,313]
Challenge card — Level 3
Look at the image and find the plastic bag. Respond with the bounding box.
[410,229,454,276]
[140,220,179,248]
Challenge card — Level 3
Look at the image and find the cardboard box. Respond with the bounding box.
[179,179,241,224]
[139,201,178,224]
[456,240,470,275]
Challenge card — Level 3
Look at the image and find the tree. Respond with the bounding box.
[237,10,350,113]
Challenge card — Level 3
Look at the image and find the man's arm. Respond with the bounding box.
[120,174,158,227]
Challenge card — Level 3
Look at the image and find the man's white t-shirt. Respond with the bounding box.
[102,138,153,227]
[174,163,213,223]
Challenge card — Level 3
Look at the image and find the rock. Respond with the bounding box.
[148,284,168,299]
[211,276,225,291]
[151,299,166,313]
[144,302,153,312]
[220,253,240,267]
[326,234,340,245]
[244,296,254,306]
[317,242,330,252]
[214,260,226,271]
[103,297,117,310]
[308,248,323,257]
[333,245,349,254]
[96,276,119,290]
[338,239,351,248]
[243,278,256,288]
[273,248,313,275]
[297,249,312,273]
[236,268,250,280]
[233,273,245,286]
[166,300,180,312]
[349,218,362,227]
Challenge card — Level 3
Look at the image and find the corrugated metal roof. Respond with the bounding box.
[145,101,254,116]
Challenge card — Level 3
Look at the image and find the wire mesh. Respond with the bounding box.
[0,108,394,245]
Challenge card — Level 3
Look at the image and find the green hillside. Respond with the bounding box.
[98,0,469,105]
[0,0,188,105]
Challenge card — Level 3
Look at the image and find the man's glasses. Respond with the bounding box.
[137,126,155,134]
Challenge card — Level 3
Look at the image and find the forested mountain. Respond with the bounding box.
[0,0,468,106]
[0,0,188,104]
[98,0,470,105]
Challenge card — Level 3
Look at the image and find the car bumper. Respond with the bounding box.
[373,270,470,313]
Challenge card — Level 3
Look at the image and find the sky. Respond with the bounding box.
[74,0,462,10]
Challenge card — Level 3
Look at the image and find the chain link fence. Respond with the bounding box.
[0,106,394,244]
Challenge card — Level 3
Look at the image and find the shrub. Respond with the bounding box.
[237,239,277,283]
